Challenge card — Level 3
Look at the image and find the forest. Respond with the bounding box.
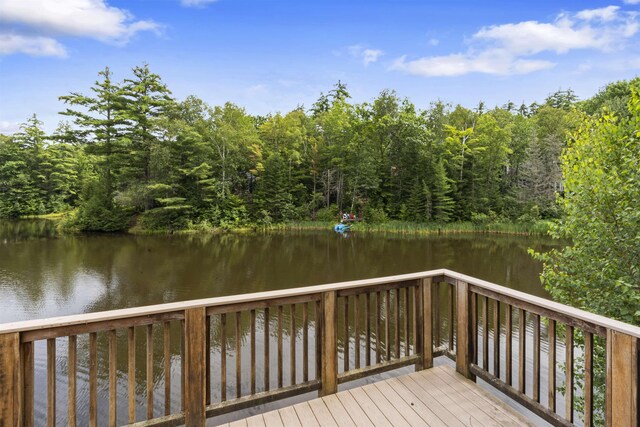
[0,64,636,232]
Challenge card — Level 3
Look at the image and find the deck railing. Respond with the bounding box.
[0,269,638,426]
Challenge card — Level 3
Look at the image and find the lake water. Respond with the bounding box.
[0,220,567,425]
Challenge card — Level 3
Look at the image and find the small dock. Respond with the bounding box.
[220,365,533,427]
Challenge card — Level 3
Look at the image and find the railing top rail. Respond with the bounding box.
[2,268,640,339]
[0,269,445,335]
[445,269,640,339]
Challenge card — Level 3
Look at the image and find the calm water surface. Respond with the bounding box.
[0,220,567,425]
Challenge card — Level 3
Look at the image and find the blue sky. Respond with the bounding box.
[1,0,640,133]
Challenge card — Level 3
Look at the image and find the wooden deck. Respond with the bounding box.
[219,365,535,427]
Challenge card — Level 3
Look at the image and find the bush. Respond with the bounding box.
[363,206,388,223]
[315,205,339,222]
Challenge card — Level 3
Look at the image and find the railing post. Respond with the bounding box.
[455,280,474,380]
[320,291,337,396]
[415,278,433,370]
[184,308,207,427]
[0,333,21,426]
[605,329,638,427]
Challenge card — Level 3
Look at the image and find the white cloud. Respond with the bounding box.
[624,0,640,4]
[348,45,383,66]
[0,0,160,57]
[428,38,439,46]
[181,0,217,7]
[0,33,67,57]
[392,5,640,77]
[0,120,21,134]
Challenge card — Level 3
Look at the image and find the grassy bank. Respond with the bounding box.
[259,220,553,236]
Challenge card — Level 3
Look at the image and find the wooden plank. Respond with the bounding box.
[147,324,154,420]
[184,307,206,426]
[89,332,97,427]
[292,401,321,427]
[221,313,227,401]
[302,303,308,382]
[373,379,440,426]
[455,281,472,379]
[360,384,410,427]
[206,316,211,405]
[395,374,467,426]
[493,299,500,377]
[229,419,248,427]
[348,388,394,427]
[236,311,242,399]
[505,304,512,386]
[337,355,420,384]
[315,301,321,380]
[605,330,638,427]
[394,289,401,359]
[320,291,337,396]
[548,319,556,413]
[0,334,20,427]
[250,309,256,394]
[67,335,76,427]
[376,291,381,364]
[128,327,137,423]
[290,305,296,386]
[47,338,55,427]
[22,340,34,427]
[565,325,573,422]
[307,398,339,427]
[262,410,284,427]
[584,331,593,427]
[434,365,533,426]
[246,414,266,427]
[109,330,117,427]
[403,287,409,357]
[383,376,449,426]
[433,282,440,347]
[320,394,355,426]
[334,390,373,427]
[278,405,302,427]
[264,308,269,392]
[518,309,526,394]
[470,292,477,366]
[532,314,540,403]
[180,319,185,412]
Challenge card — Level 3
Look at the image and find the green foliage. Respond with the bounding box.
[68,179,129,232]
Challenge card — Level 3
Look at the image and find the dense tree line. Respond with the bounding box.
[0,64,635,231]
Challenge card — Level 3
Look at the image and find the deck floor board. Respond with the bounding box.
[217,365,536,426]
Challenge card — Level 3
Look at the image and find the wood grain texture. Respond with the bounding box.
[605,330,637,427]
[184,307,206,426]
[320,291,337,396]
[0,334,19,426]
[67,336,76,427]
[455,281,471,379]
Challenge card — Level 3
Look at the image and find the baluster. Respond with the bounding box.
[180,320,185,412]
[146,324,154,419]
[404,287,410,357]
[493,300,500,377]
[251,309,256,394]
[448,284,454,352]
[290,305,296,385]
[302,303,308,382]
[433,283,440,347]
[264,308,270,391]
[68,336,76,427]
[221,313,227,401]
[163,322,171,415]
[277,306,283,388]
[533,315,540,403]
[47,338,56,427]
[365,293,371,366]
[503,306,511,389]
[128,327,136,423]
[518,309,526,394]
[89,332,97,427]
[548,319,556,413]
[343,297,349,372]
[565,325,574,422]
[315,301,321,380]
[354,294,360,369]
[205,316,211,405]
[109,330,117,427]
[385,289,391,361]
[23,340,34,427]
[394,288,400,359]
[584,331,593,426]
[236,311,242,398]
[470,292,477,365]
[482,296,489,370]
[376,291,381,364]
